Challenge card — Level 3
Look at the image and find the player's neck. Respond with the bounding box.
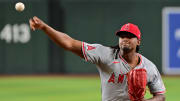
[120,50,138,65]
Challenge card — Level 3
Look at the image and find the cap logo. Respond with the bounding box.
[124,24,130,30]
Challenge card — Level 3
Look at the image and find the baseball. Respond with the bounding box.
[15,2,25,12]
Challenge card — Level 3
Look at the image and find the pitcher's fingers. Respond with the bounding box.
[29,19,36,26]
[32,27,35,31]
[29,19,35,31]
[33,16,39,24]
[30,18,36,24]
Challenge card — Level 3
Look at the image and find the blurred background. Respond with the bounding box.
[0,0,180,101]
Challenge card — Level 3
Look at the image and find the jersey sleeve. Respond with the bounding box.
[147,65,166,95]
[82,42,107,64]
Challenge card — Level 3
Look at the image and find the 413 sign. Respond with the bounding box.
[0,23,30,44]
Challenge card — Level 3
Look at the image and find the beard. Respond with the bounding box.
[123,47,131,52]
[121,45,132,53]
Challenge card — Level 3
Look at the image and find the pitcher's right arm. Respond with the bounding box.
[29,16,83,58]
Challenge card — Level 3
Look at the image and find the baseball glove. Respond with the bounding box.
[127,68,147,101]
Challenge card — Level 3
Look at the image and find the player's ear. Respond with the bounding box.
[137,39,141,46]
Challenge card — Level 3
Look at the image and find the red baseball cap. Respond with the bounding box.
[116,23,141,40]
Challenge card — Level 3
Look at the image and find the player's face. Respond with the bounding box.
[118,32,140,53]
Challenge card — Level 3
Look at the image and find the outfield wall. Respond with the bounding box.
[0,0,180,74]
[0,0,49,74]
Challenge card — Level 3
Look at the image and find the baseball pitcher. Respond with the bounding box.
[29,16,166,101]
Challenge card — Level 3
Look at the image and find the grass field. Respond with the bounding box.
[0,75,179,101]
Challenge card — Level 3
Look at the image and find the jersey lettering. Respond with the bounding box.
[108,73,115,83]
[118,74,124,83]
[108,73,125,83]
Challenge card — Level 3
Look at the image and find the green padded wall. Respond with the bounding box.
[1,0,180,74]
[0,0,49,74]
